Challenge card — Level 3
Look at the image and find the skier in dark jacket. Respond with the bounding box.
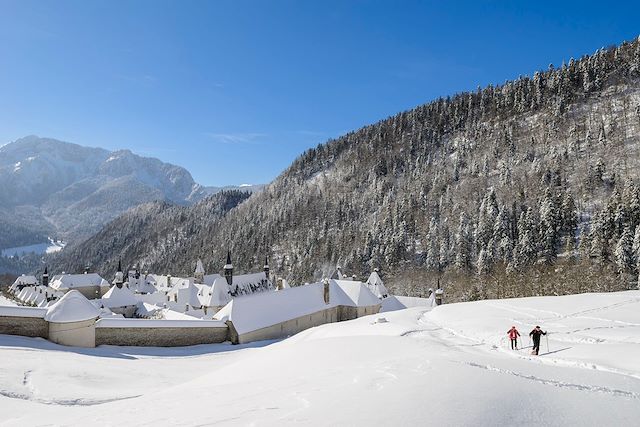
[507,326,520,350]
[529,326,547,355]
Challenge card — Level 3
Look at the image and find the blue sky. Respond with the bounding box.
[0,1,638,186]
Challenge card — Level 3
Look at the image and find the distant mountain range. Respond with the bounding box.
[0,136,262,250]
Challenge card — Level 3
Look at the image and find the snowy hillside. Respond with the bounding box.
[0,136,262,263]
[0,291,638,426]
[0,136,209,244]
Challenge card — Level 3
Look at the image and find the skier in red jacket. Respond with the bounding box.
[507,326,520,350]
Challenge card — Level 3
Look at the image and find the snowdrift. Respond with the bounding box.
[0,290,638,426]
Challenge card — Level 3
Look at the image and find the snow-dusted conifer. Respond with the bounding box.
[615,226,634,275]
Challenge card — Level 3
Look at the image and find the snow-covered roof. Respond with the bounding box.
[101,285,139,308]
[147,274,188,290]
[128,276,157,294]
[229,272,273,297]
[214,279,380,335]
[49,273,109,291]
[202,277,231,307]
[137,292,169,306]
[12,275,37,287]
[168,282,202,308]
[215,282,326,334]
[0,305,46,318]
[162,308,200,320]
[333,280,383,307]
[203,273,222,286]
[17,287,31,301]
[380,294,435,312]
[365,271,389,299]
[44,290,101,323]
[135,302,162,318]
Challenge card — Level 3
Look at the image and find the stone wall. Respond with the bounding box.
[95,324,228,347]
[339,304,381,321]
[0,315,48,338]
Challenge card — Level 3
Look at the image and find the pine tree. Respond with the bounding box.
[633,225,640,273]
[439,225,451,270]
[623,180,640,230]
[425,217,440,271]
[511,208,538,271]
[476,247,492,276]
[614,226,634,275]
[539,188,559,263]
[476,188,499,251]
[454,213,472,272]
[561,192,578,249]
[608,189,623,238]
[493,205,513,263]
[589,211,612,263]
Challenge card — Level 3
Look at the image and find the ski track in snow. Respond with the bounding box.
[415,301,640,384]
[0,369,141,407]
[462,362,640,400]
[492,296,640,325]
[0,389,141,406]
[408,314,640,401]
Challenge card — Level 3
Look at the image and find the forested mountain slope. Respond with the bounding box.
[50,190,251,275]
[54,38,640,300]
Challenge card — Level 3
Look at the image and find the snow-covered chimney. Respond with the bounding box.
[263,256,270,280]
[323,278,330,304]
[114,259,124,288]
[224,250,233,286]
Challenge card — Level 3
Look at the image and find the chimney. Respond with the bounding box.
[42,266,49,288]
[224,250,233,286]
[323,278,330,304]
[114,259,124,289]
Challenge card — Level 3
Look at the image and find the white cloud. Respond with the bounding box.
[204,132,267,144]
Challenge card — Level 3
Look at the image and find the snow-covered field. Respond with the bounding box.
[0,291,639,426]
[1,238,66,257]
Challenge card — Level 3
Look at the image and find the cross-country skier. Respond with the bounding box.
[529,325,547,355]
[507,326,520,350]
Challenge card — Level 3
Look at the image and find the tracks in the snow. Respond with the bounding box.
[462,361,640,399]
[0,370,141,406]
[0,389,141,406]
